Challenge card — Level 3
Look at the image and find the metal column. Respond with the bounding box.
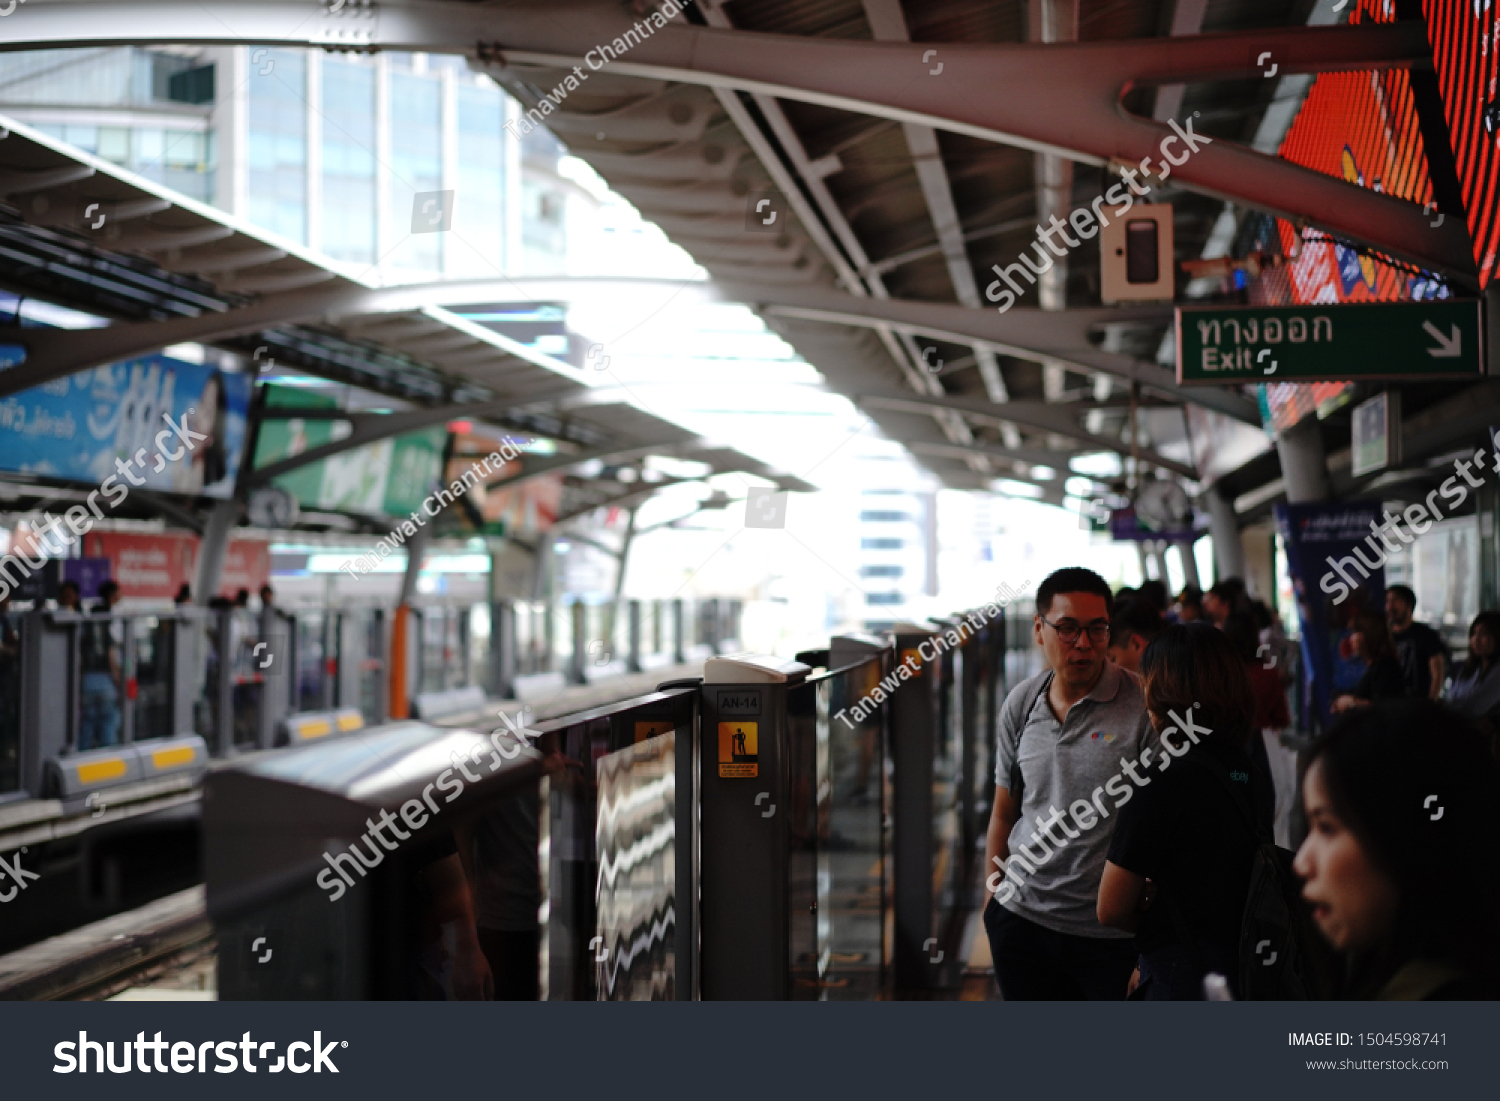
[697,655,810,999]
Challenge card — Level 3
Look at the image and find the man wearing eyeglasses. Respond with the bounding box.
[982,567,1157,999]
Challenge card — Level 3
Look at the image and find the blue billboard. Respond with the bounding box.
[0,350,252,499]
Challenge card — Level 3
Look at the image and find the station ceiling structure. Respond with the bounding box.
[0,120,811,537]
[0,0,1493,517]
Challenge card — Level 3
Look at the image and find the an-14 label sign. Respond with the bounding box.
[1176,300,1484,384]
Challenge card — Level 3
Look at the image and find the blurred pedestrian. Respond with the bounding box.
[1447,611,1500,733]
[1333,613,1404,712]
[1294,700,1500,999]
[1386,585,1447,701]
[1097,624,1272,999]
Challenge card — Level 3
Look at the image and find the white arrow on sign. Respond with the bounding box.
[1422,321,1462,358]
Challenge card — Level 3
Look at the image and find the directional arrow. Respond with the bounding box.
[1422,320,1462,358]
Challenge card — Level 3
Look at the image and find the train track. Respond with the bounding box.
[0,886,214,1001]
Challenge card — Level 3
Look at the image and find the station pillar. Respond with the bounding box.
[1203,487,1246,583]
[1276,415,1333,504]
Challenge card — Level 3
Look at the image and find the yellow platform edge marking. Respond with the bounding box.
[77,757,128,784]
[151,745,197,769]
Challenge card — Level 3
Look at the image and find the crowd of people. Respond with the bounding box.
[983,566,1500,1002]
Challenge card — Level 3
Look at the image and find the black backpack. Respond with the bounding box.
[1177,749,1337,1000]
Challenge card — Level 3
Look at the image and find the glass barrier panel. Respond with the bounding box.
[131,616,173,742]
[78,613,125,751]
[525,688,695,1000]
[355,609,384,721]
[932,648,962,947]
[419,609,444,694]
[188,615,217,748]
[227,609,264,749]
[469,603,491,692]
[551,603,571,675]
[296,611,326,713]
[790,657,888,999]
[0,607,18,792]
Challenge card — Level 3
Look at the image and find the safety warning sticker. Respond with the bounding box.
[635,721,674,744]
[718,721,758,778]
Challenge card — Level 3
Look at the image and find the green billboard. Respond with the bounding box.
[253,386,446,518]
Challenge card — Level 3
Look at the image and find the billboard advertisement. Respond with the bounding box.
[1424,0,1500,286]
[77,531,270,602]
[252,385,447,519]
[0,350,252,499]
[1274,499,1388,730]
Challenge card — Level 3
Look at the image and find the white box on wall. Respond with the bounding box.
[1100,203,1175,303]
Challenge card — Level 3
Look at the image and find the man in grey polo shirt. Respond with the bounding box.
[982,567,1157,999]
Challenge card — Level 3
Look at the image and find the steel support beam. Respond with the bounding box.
[858,387,1195,478]
[0,277,591,399]
[2,4,1470,279]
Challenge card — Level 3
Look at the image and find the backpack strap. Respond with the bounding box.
[1006,672,1054,806]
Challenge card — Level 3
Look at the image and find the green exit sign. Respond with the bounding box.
[1176,300,1485,384]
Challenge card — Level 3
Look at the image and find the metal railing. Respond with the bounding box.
[203,605,1015,1000]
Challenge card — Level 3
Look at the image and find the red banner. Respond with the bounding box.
[78,531,269,601]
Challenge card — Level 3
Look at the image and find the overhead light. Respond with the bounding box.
[447,420,473,434]
[1070,453,1123,478]
[1065,476,1096,497]
[992,479,1045,499]
[1031,465,1058,482]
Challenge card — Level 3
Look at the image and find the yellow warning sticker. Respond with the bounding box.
[718,721,758,778]
[634,721,674,744]
[899,648,924,672]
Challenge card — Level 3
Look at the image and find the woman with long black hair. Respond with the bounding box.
[1096,623,1274,999]
[1294,699,1500,999]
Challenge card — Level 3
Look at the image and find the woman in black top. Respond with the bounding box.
[1333,613,1404,712]
[1294,700,1500,999]
[1097,624,1273,999]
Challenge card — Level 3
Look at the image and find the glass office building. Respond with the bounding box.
[0,45,571,280]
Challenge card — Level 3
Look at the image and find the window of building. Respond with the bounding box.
[859,510,910,522]
[860,565,904,579]
[247,48,308,244]
[861,538,904,550]
[321,56,376,265]
[865,593,904,605]
[388,70,442,271]
[450,79,505,277]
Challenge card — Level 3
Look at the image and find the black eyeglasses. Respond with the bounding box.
[1039,616,1111,645]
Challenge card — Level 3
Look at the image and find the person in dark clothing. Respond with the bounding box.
[1107,598,1164,675]
[1333,613,1405,712]
[1097,623,1274,1000]
[1386,585,1446,700]
[1136,579,1170,616]
[1294,700,1500,999]
[1447,611,1500,735]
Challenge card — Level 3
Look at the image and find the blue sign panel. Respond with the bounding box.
[0,351,252,499]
